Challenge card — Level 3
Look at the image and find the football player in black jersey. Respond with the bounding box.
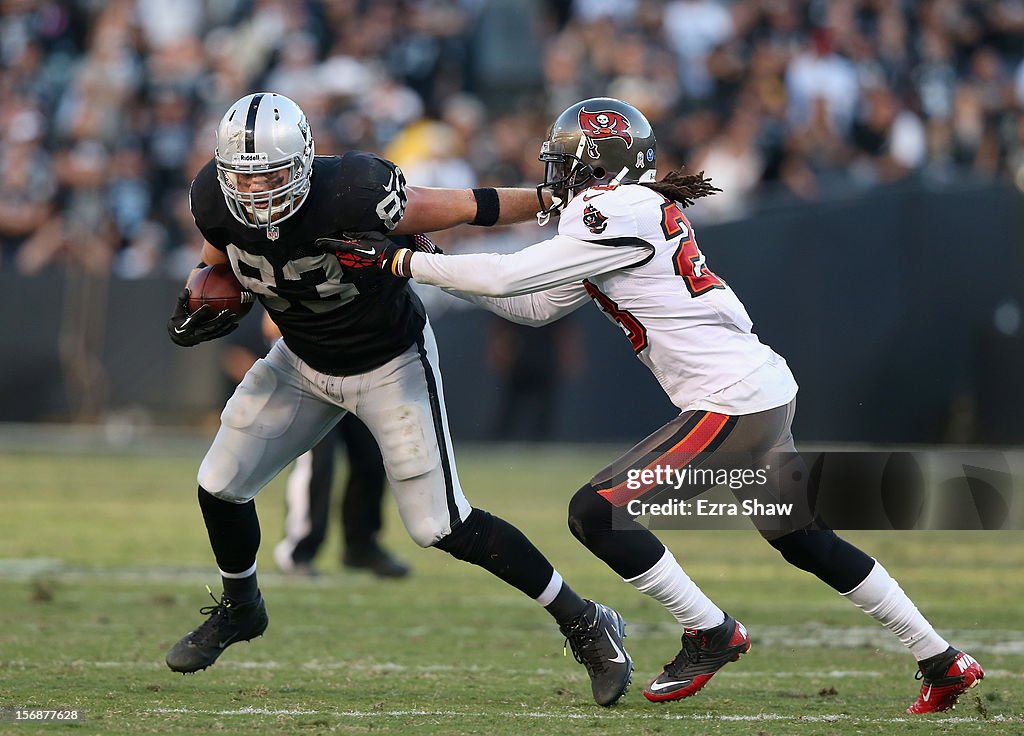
[163,93,633,708]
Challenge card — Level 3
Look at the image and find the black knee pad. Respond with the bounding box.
[768,528,873,592]
[567,483,611,545]
[433,508,494,564]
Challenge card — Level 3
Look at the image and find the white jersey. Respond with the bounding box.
[409,183,797,415]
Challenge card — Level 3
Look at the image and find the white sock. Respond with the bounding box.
[535,570,562,607]
[220,561,257,579]
[843,559,949,661]
[625,547,725,630]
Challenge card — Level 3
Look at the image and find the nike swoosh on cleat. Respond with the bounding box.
[647,678,693,692]
[922,685,932,702]
[604,626,627,664]
[217,634,238,649]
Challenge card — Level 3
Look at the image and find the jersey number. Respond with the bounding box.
[375,166,408,231]
[584,280,648,354]
[660,200,724,297]
[227,246,359,313]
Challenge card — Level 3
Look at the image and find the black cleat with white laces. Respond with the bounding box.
[560,600,633,707]
[643,612,750,702]
[165,589,269,674]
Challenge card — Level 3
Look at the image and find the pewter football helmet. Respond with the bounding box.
[215,92,314,238]
[537,97,656,224]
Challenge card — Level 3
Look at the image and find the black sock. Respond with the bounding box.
[545,583,588,625]
[768,528,874,593]
[222,572,260,604]
[568,484,667,579]
[435,509,582,623]
[198,486,261,603]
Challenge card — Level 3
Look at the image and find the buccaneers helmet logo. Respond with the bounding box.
[578,108,633,158]
[583,203,609,234]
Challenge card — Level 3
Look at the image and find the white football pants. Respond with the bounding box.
[198,321,472,547]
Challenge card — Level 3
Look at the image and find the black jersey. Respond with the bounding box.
[190,152,426,375]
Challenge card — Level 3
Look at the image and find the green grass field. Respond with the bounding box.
[1,444,1022,735]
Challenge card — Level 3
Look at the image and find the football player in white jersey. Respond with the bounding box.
[340,98,984,713]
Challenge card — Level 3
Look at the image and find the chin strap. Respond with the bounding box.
[537,166,629,225]
[536,194,564,227]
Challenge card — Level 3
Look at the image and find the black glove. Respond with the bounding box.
[320,231,413,277]
[167,289,239,347]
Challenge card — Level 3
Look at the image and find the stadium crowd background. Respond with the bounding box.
[1,0,1022,279]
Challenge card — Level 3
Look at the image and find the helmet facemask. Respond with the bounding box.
[217,154,311,231]
[536,137,598,226]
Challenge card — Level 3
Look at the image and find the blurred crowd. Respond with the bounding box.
[0,0,1022,277]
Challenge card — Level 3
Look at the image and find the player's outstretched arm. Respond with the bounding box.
[325,233,591,326]
[457,283,592,327]
[391,186,550,235]
[330,231,649,297]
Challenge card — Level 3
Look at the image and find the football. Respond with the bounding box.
[186,263,255,319]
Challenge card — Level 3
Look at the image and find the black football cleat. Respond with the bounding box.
[165,589,268,674]
[342,544,411,579]
[906,648,984,713]
[560,600,633,707]
[643,613,750,702]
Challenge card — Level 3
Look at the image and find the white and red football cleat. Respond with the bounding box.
[906,649,984,714]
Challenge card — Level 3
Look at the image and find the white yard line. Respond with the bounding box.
[144,707,1018,724]
[9,659,1022,680]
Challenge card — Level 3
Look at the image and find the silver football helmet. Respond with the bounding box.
[215,92,314,238]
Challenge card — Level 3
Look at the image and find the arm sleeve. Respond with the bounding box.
[455,282,592,327]
[408,234,651,297]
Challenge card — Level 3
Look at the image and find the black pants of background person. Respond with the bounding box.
[487,318,580,441]
[273,413,410,578]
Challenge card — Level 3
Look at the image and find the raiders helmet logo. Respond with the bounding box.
[579,108,633,158]
[583,203,609,234]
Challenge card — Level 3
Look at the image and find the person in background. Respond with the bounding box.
[265,313,410,579]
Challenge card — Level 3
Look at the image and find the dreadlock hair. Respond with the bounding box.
[640,169,721,208]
